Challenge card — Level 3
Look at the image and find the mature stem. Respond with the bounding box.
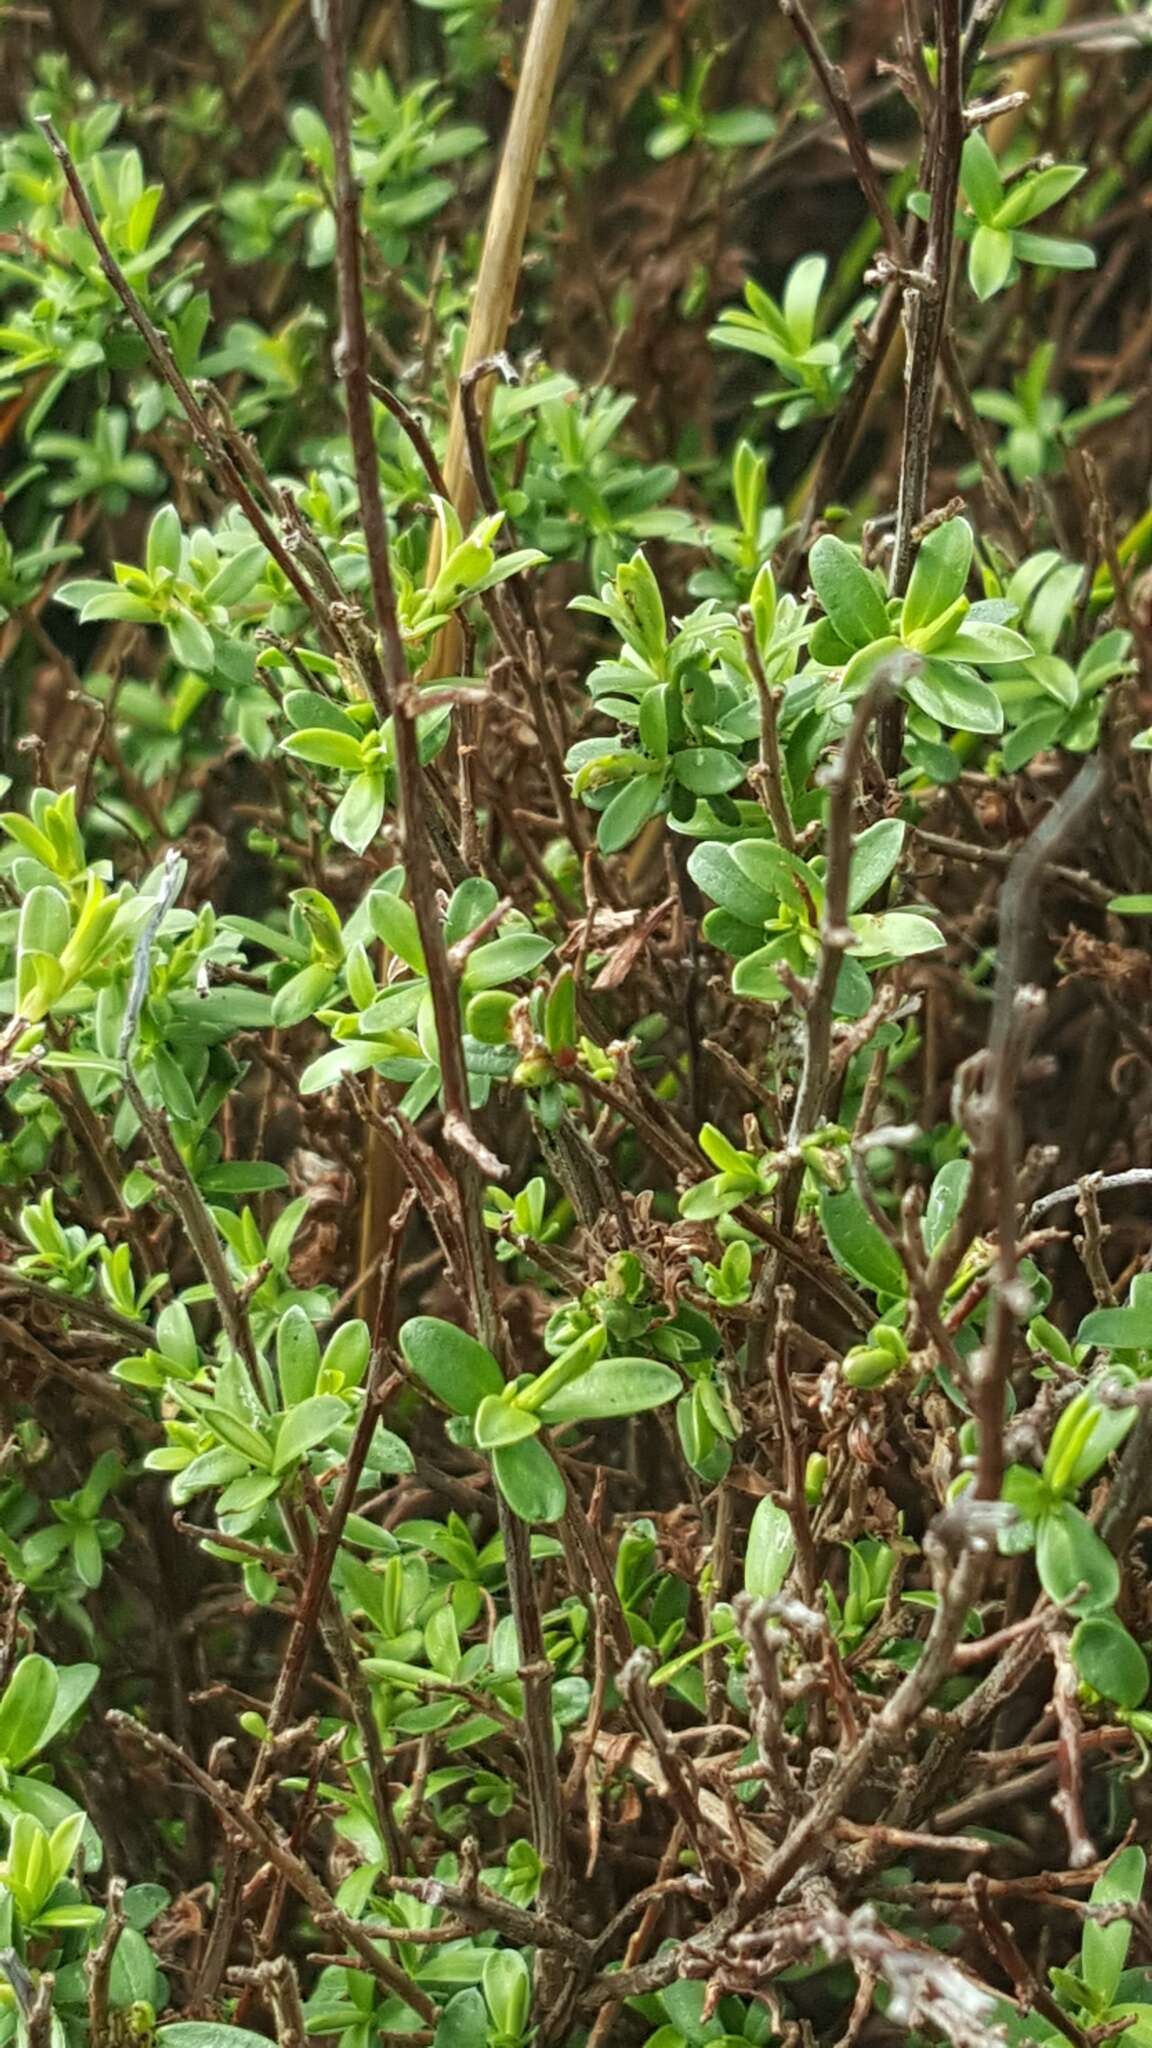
[108,1713,437,2025]
[85,1879,125,2048]
[890,0,965,576]
[972,758,1105,1503]
[583,1517,993,2005]
[37,121,334,642]
[312,5,569,2021]
[884,0,965,771]
[745,668,898,1380]
[777,0,1027,560]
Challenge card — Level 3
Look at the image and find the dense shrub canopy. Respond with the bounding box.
[0,3,1151,2046]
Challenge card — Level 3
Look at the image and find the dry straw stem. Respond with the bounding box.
[359,0,571,1313]
[435,0,574,543]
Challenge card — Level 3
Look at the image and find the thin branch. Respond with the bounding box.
[106,1713,437,2026]
[1029,1167,1152,1224]
[584,1503,1002,2005]
[85,1880,125,2048]
[971,758,1105,1502]
[884,0,965,770]
[740,608,796,850]
[36,121,333,642]
[311,13,568,2017]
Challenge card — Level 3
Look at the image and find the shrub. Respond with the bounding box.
[0,3,1150,2047]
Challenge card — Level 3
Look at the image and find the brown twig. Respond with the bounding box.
[970,757,1105,1502]
[884,0,965,769]
[36,122,333,644]
[85,1880,125,2048]
[745,665,900,1381]
[107,1712,437,2025]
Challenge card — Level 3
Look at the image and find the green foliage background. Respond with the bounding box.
[0,2,1149,2046]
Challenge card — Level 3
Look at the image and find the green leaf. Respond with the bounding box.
[463,932,553,989]
[474,1395,541,1450]
[168,608,215,673]
[1035,1502,1119,1615]
[698,1123,755,1174]
[969,224,1014,300]
[19,883,70,963]
[782,252,826,349]
[731,943,789,1003]
[281,727,364,772]
[931,619,1032,665]
[905,659,1004,734]
[150,1045,198,1122]
[39,1664,98,1751]
[961,132,1005,223]
[544,967,577,1053]
[809,535,890,651]
[744,1496,795,1598]
[1046,1383,1136,1490]
[272,1395,347,1473]
[368,889,426,973]
[283,690,359,738]
[537,1359,680,1423]
[271,962,338,1029]
[850,910,944,961]
[678,1171,757,1220]
[483,1949,530,2038]
[0,1655,58,1770]
[73,1523,104,1588]
[901,519,973,639]
[671,747,745,796]
[195,1401,274,1470]
[702,106,775,148]
[444,878,500,947]
[847,819,905,911]
[597,772,664,852]
[730,838,819,913]
[840,634,904,696]
[146,504,182,578]
[298,1040,383,1093]
[400,1316,504,1417]
[1027,653,1078,708]
[221,1470,282,1517]
[1071,1614,1149,1711]
[168,1447,247,1504]
[994,163,1084,229]
[202,544,265,608]
[108,1926,162,2009]
[1,1775,100,1872]
[1003,710,1066,773]
[197,1162,288,1196]
[923,1158,972,1254]
[688,841,776,926]
[158,2027,281,2048]
[322,1320,372,1390]
[1108,2007,1152,2048]
[638,685,670,758]
[491,1437,567,1523]
[617,550,668,662]
[432,1990,488,2048]
[331,772,386,856]
[75,590,158,624]
[1078,1299,1152,1350]
[1083,1848,1147,2005]
[1011,230,1095,271]
[659,1979,725,2045]
[820,1186,907,1298]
